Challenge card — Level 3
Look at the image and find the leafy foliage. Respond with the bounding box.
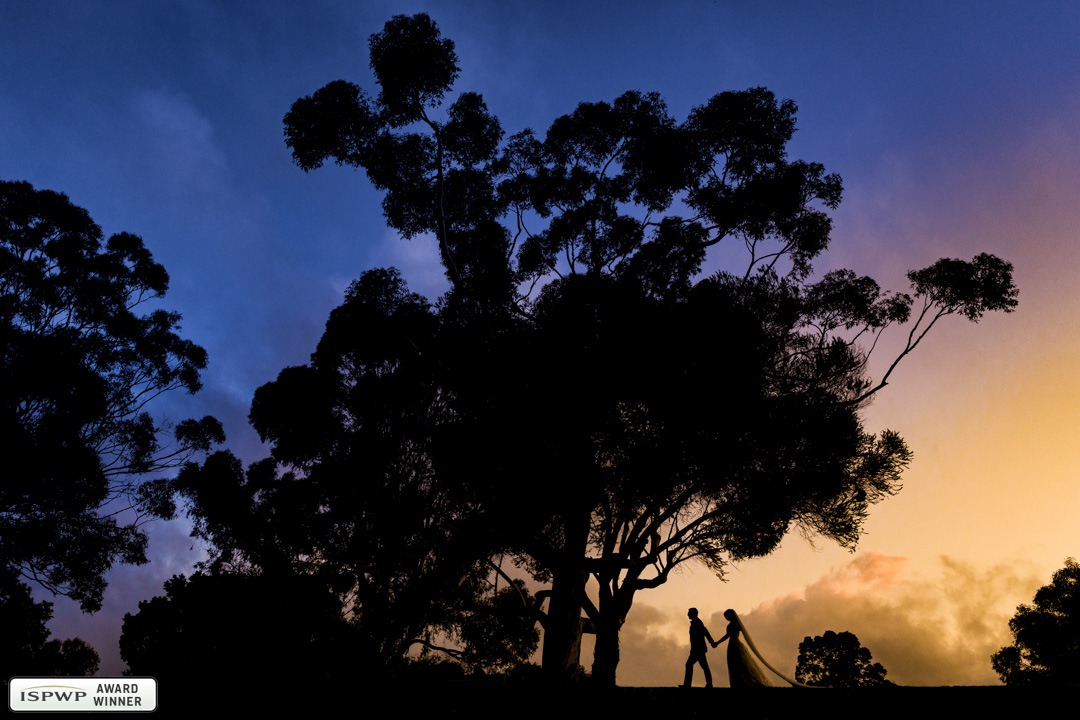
[368,13,460,127]
[908,253,1019,321]
[0,180,222,610]
[457,579,541,673]
[795,630,892,687]
[992,558,1080,685]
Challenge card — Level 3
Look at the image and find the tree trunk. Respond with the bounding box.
[590,578,637,687]
[541,567,585,682]
[590,613,621,687]
[539,509,591,683]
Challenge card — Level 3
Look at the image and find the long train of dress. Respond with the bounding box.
[727,629,773,687]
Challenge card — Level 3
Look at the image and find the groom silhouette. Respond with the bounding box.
[681,607,716,688]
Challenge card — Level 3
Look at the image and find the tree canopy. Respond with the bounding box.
[795,630,892,687]
[992,558,1080,685]
[0,180,222,611]
[282,13,1017,685]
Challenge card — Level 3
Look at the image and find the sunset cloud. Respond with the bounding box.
[615,553,1044,687]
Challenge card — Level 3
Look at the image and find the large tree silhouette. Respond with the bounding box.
[992,558,1080,685]
[283,14,1018,685]
[0,180,222,611]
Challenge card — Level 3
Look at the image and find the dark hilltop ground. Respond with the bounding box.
[421,685,1067,718]
[151,680,1069,717]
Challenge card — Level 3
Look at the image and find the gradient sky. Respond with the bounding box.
[3,1,1079,685]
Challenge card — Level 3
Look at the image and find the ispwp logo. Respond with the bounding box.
[8,677,157,712]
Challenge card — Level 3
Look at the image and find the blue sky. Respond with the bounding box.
[4,1,1080,684]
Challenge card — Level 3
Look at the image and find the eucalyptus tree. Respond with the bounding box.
[0,180,221,611]
[283,13,1018,685]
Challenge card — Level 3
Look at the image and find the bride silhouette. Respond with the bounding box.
[713,609,810,688]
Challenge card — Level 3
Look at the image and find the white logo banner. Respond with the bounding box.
[8,678,157,712]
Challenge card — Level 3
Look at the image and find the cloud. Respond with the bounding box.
[614,552,1044,687]
[130,89,229,200]
[598,603,688,688]
[735,553,1042,686]
[335,228,451,303]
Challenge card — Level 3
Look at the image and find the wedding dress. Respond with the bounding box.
[724,617,772,687]
[723,612,812,688]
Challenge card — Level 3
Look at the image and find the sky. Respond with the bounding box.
[2,0,1079,686]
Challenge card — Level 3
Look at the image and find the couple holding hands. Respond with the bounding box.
[682,607,773,688]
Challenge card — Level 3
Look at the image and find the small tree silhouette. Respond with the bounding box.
[992,558,1080,685]
[0,570,99,677]
[795,630,892,687]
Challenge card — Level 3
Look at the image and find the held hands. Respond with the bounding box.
[711,641,719,648]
